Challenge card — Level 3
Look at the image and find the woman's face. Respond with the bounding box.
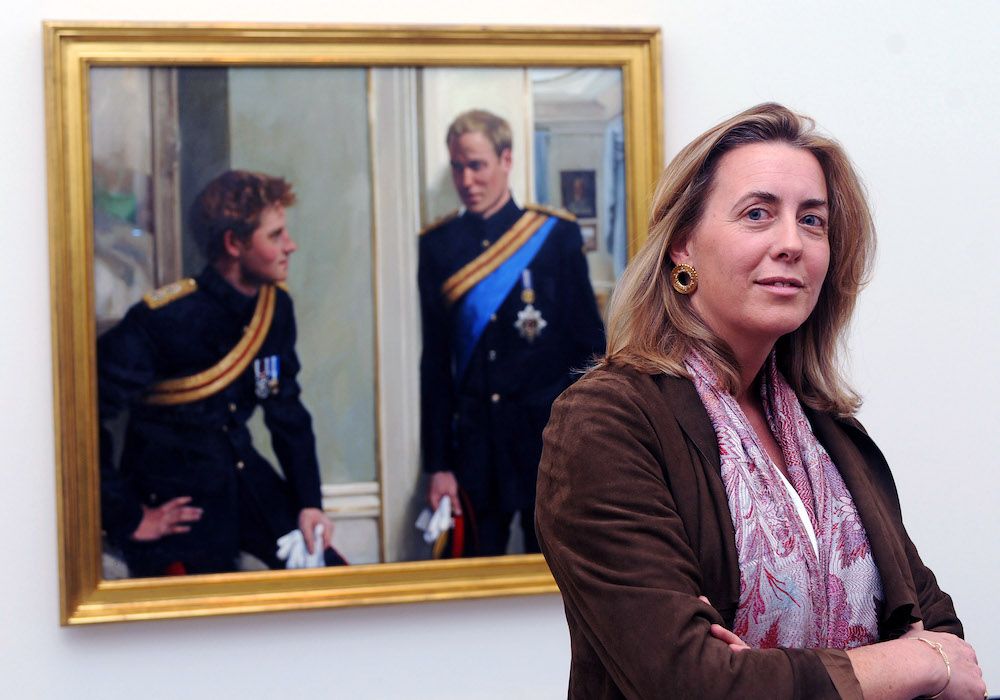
[672,142,830,361]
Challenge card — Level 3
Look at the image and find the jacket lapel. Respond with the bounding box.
[655,373,739,621]
[657,374,721,473]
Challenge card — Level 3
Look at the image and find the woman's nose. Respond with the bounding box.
[772,217,803,259]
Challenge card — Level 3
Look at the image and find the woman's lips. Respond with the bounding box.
[755,277,803,295]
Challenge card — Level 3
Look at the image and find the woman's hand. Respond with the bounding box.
[700,599,986,699]
[699,595,750,653]
[130,496,202,541]
[845,628,985,700]
[900,628,985,700]
[298,507,334,554]
[710,624,750,653]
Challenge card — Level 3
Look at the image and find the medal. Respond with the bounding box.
[514,269,547,342]
[253,355,280,398]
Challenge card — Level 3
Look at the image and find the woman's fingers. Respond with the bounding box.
[710,624,750,652]
[699,597,749,653]
[709,623,739,643]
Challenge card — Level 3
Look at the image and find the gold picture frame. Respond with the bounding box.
[45,21,663,624]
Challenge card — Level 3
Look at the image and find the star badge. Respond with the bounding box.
[514,304,547,343]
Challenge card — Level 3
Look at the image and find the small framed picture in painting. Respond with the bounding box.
[560,169,596,218]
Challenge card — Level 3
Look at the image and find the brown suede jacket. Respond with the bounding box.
[536,365,962,699]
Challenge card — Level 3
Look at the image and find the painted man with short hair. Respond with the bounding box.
[418,109,605,556]
[99,169,343,576]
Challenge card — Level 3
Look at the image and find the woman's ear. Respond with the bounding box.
[669,234,694,267]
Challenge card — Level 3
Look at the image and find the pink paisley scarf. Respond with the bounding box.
[686,351,882,650]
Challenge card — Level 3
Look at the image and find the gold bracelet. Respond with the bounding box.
[915,636,951,700]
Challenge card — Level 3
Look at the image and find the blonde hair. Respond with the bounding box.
[446,109,512,156]
[603,103,875,415]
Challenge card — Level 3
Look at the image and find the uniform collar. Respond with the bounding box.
[197,265,258,318]
[460,195,521,239]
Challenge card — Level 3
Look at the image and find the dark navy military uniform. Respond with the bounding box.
[98,265,324,576]
[418,198,605,555]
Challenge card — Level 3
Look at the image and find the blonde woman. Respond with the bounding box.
[536,104,985,699]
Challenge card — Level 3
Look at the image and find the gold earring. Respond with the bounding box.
[671,263,698,295]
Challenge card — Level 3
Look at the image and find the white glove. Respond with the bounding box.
[275,524,326,569]
[414,495,454,544]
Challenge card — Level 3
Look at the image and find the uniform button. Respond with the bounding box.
[481,239,490,249]
[236,460,245,470]
[228,402,237,413]
[489,313,497,322]
[488,350,497,361]
[221,424,229,432]
[490,393,501,403]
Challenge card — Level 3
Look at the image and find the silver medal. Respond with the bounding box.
[515,269,546,342]
[253,358,271,399]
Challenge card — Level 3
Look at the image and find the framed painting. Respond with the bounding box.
[44,21,662,623]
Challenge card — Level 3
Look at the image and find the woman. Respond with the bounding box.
[535,104,985,699]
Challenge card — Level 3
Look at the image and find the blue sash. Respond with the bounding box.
[453,215,558,379]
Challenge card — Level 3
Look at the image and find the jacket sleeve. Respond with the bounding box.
[96,307,154,544]
[261,296,322,511]
[535,371,858,700]
[417,234,456,474]
[903,533,963,635]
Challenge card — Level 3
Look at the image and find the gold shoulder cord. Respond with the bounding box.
[440,210,548,307]
[143,278,197,309]
[524,202,577,222]
[142,284,277,406]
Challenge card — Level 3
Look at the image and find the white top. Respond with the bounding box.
[773,463,819,557]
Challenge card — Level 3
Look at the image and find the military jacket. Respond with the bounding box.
[418,198,605,512]
[98,265,322,569]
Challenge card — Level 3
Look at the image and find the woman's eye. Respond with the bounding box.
[746,208,767,221]
[801,214,825,227]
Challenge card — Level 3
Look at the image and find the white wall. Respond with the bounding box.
[4,0,997,696]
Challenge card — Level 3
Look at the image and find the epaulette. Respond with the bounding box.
[143,278,197,310]
[419,209,460,236]
[525,203,577,222]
